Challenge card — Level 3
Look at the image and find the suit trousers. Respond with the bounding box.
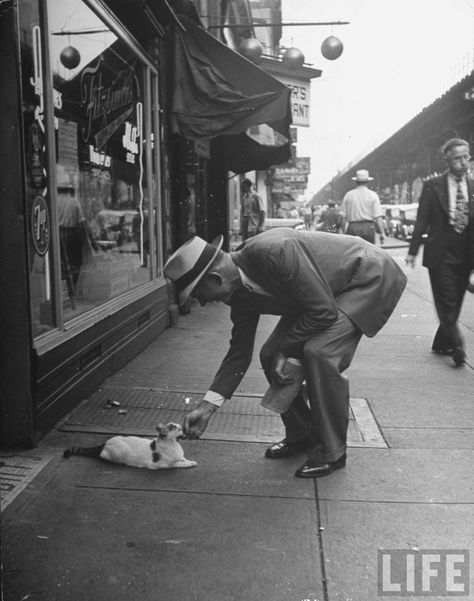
[429,227,470,352]
[260,310,363,463]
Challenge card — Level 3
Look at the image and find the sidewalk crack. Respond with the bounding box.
[314,480,330,601]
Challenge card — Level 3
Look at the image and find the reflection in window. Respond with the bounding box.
[20,0,56,337]
[48,0,152,321]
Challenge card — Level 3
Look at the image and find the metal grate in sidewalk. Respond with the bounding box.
[1,453,54,512]
[59,386,387,447]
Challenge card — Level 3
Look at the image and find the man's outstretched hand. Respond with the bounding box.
[183,400,217,439]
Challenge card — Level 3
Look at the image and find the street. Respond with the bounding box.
[2,243,474,601]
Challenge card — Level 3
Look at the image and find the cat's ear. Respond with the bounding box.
[156,423,168,438]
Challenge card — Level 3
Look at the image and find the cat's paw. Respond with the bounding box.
[176,459,197,468]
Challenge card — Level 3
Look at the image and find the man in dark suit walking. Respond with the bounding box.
[164,228,407,478]
[406,138,474,366]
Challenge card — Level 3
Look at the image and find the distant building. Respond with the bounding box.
[314,66,474,205]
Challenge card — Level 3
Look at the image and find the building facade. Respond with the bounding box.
[0,0,187,446]
[1,0,294,447]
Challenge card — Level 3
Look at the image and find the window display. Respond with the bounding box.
[23,0,162,337]
[48,0,155,321]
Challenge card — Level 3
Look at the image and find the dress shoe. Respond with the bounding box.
[265,439,308,459]
[452,346,466,367]
[295,454,346,478]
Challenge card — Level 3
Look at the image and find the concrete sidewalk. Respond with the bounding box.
[2,245,474,601]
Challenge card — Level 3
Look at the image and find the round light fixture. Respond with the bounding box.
[321,36,343,60]
[282,47,305,69]
[238,38,263,64]
[60,45,81,69]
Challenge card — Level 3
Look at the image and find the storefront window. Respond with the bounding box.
[20,0,56,336]
[47,0,155,322]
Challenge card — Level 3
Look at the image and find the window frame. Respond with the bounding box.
[33,0,164,349]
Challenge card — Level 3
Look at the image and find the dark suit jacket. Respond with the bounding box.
[209,228,407,399]
[408,171,474,269]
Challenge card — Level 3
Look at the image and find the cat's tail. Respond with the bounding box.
[63,444,105,459]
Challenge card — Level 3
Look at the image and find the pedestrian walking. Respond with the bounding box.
[340,169,385,244]
[318,200,343,233]
[302,203,313,230]
[164,228,407,478]
[289,205,299,219]
[406,137,474,366]
[240,178,265,240]
[56,169,87,293]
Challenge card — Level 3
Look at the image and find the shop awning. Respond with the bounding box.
[172,19,292,173]
[101,0,186,38]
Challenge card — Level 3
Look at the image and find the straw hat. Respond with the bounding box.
[351,169,374,182]
[164,235,224,305]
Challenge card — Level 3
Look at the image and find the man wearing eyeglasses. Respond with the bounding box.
[406,138,474,366]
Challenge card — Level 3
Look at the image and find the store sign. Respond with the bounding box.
[277,76,311,127]
[274,157,311,177]
[122,121,139,164]
[89,145,111,167]
[80,56,139,150]
[285,174,308,183]
[31,195,50,256]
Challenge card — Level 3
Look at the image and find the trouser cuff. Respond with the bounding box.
[307,444,346,464]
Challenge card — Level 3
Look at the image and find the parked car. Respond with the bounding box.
[383,203,419,239]
[398,206,418,239]
[383,206,401,237]
[99,209,137,246]
[265,217,305,230]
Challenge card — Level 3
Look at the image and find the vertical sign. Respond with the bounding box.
[277,75,311,127]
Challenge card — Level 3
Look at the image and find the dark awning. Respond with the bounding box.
[172,19,292,173]
[101,0,186,38]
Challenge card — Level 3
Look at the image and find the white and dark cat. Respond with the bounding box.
[63,422,197,469]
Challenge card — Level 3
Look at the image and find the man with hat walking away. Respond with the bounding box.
[340,169,385,245]
[164,228,406,478]
[56,168,87,297]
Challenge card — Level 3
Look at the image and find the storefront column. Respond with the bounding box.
[0,9,35,447]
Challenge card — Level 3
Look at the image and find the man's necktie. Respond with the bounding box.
[453,177,468,233]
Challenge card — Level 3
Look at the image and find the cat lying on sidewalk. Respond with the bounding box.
[63,422,197,469]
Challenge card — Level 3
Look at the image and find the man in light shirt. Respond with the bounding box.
[56,170,87,291]
[340,169,385,244]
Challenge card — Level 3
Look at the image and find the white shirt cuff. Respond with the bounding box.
[203,390,226,407]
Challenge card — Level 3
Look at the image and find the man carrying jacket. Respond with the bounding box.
[164,229,407,478]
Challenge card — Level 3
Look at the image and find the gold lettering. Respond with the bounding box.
[80,57,138,143]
